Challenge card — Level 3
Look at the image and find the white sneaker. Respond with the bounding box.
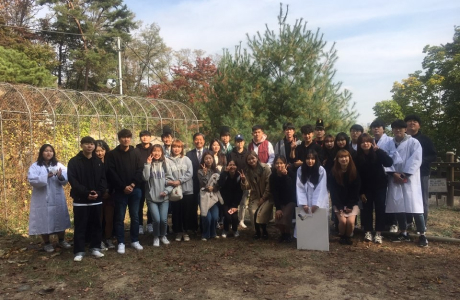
[389,225,398,233]
[147,223,154,233]
[175,233,183,242]
[153,237,160,247]
[239,220,247,229]
[91,249,104,258]
[100,241,108,251]
[364,231,373,242]
[183,234,190,242]
[139,225,144,235]
[160,236,170,245]
[221,231,227,238]
[117,243,125,254]
[74,255,83,262]
[131,241,143,251]
[374,233,383,244]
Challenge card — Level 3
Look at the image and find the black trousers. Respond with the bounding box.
[138,185,153,226]
[361,187,387,232]
[185,192,199,232]
[223,204,239,232]
[171,194,194,233]
[73,204,102,254]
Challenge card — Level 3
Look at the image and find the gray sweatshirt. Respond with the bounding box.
[142,161,174,203]
[167,156,194,195]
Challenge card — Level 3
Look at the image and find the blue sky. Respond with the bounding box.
[124,0,459,126]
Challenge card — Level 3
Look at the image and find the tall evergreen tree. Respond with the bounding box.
[205,4,357,141]
[38,0,137,91]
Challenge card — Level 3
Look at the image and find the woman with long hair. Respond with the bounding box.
[28,144,71,253]
[329,149,361,245]
[239,151,272,239]
[270,155,296,242]
[167,139,194,242]
[355,133,393,244]
[143,144,174,247]
[218,159,243,238]
[198,151,222,241]
[208,138,227,172]
[94,140,115,249]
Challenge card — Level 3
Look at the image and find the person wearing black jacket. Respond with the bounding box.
[329,149,361,245]
[105,129,144,254]
[292,125,324,169]
[135,130,153,235]
[270,155,296,242]
[185,132,207,233]
[355,133,393,244]
[405,114,437,225]
[218,160,244,238]
[68,136,107,262]
[227,134,249,228]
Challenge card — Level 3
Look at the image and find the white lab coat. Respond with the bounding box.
[27,162,71,235]
[376,133,392,153]
[384,136,423,213]
[296,166,329,210]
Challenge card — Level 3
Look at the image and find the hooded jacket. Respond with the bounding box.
[142,160,174,203]
[227,147,248,173]
[67,151,107,204]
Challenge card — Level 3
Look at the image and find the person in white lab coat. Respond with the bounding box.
[296,149,329,213]
[385,119,428,247]
[27,144,71,253]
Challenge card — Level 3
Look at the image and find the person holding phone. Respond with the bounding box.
[270,155,297,242]
[68,136,107,261]
[218,160,243,238]
[328,149,361,245]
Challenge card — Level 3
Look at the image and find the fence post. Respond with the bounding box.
[446,151,455,207]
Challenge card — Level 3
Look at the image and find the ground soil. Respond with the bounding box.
[1,201,460,300]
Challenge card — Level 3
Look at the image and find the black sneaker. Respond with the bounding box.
[253,233,261,240]
[345,236,353,245]
[262,233,269,240]
[418,235,428,247]
[339,236,347,245]
[392,233,411,242]
[278,234,286,243]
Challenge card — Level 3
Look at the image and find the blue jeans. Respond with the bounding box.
[114,188,141,244]
[201,204,219,239]
[147,201,169,237]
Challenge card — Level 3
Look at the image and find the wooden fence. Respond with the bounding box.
[430,152,460,207]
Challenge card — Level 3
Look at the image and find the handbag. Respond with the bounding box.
[170,185,183,201]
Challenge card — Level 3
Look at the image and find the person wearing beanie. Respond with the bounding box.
[404,114,436,227]
[385,120,428,247]
[314,118,326,146]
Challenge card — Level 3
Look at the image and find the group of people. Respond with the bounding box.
[27,115,436,261]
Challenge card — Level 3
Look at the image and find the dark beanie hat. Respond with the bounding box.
[404,114,422,125]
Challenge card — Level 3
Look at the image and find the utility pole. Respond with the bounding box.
[117,37,123,95]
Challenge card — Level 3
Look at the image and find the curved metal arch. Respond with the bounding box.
[85,91,119,140]
[73,90,101,140]
[49,89,81,140]
[131,96,163,131]
[124,95,149,129]
[25,85,57,143]
[112,94,135,131]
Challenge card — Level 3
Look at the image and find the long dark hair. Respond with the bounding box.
[356,133,376,164]
[332,149,357,186]
[245,150,264,180]
[300,150,320,186]
[334,132,350,150]
[200,151,218,173]
[209,138,227,167]
[271,155,287,175]
[37,144,58,166]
